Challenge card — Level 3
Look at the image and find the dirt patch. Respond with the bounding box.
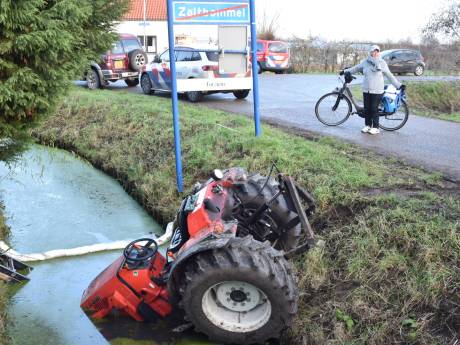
[361,182,460,199]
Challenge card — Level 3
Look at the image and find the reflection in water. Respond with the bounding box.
[0,145,216,345]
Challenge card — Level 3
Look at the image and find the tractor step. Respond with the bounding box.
[0,252,33,283]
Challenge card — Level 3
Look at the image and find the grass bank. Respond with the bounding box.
[32,87,459,345]
[0,207,9,345]
[351,81,460,122]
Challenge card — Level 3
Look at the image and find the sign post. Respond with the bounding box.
[249,0,261,136]
[166,0,183,192]
[166,0,260,192]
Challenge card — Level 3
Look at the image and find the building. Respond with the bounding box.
[116,0,219,59]
[116,0,168,59]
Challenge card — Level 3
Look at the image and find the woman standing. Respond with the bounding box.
[343,45,405,135]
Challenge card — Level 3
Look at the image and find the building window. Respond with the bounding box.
[138,35,157,53]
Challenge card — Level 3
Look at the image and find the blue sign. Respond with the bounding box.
[173,0,250,25]
[166,0,260,192]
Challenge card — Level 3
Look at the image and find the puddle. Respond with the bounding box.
[0,145,216,345]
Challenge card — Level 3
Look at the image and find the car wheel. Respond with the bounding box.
[128,49,148,71]
[232,90,250,99]
[186,91,203,102]
[414,65,424,76]
[140,73,154,95]
[257,62,262,74]
[125,78,139,87]
[86,68,101,90]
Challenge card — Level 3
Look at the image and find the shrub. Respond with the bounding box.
[0,0,128,125]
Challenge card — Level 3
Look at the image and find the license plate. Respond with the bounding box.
[114,60,124,69]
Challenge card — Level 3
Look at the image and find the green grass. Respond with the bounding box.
[0,207,9,345]
[351,81,460,123]
[31,87,460,345]
[422,70,460,76]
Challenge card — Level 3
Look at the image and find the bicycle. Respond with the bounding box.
[314,74,409,131]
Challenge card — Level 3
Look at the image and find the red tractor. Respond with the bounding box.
[81,167,316,344]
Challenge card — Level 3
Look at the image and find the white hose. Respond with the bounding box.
[0,222,174,263]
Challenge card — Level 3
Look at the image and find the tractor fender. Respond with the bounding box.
[90,61,104,83]
[166,233,235,300]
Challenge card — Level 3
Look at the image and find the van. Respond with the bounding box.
[256,40,290,74]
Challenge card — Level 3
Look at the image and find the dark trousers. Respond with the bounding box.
[363,92,383,128]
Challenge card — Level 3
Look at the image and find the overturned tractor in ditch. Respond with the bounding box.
[81,167,316,344]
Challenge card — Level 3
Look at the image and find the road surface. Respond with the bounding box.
[79,74,460,180]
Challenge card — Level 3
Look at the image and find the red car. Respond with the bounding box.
[86,34,148,89]
[255,40,290,74]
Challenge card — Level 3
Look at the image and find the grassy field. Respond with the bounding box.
[0,207,9,345]
[32,87,460,345]
[351,81,460,123]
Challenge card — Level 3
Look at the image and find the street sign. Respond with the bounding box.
[173,0,249,25]
[218,25,248,74]
[167,0,260,192]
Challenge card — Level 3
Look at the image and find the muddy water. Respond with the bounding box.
[0,145,215,345]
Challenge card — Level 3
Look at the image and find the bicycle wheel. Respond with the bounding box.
[315,92,352,126]
[379,100,409,131]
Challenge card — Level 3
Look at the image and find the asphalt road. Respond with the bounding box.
[81,74,460,180]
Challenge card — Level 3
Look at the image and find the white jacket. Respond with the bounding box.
[345,59,401,94]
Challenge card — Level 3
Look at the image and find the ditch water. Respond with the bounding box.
[0,144,215,345]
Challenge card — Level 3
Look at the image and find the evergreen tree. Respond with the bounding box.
[0,0,128,124]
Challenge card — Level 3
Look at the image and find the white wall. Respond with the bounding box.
[116,20,169,59]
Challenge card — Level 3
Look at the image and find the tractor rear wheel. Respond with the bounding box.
[179,236,298,344]
[232,173,302,252]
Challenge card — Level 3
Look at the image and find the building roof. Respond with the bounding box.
[122,0,167,21]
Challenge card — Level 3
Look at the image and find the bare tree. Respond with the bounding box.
[423,1,460,40]
[257,8,280,40]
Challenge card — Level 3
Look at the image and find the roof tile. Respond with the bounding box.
[122,0,167,21]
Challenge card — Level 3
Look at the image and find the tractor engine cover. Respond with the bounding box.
[80,248,172,321]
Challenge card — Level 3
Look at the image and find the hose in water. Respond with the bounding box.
[0,222,174,262]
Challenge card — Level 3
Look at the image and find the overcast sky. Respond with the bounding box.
[258,0,443,43]
[176,0,448,43]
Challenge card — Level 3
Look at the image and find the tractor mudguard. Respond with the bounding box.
[166,233,235,300]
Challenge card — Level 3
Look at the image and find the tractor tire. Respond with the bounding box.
[179,236,298,345]
[232,173,302,252]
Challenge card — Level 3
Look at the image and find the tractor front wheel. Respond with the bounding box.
[179,236,298,344]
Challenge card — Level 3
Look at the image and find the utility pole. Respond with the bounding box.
[143,0,147,50]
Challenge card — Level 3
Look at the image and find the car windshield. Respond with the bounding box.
[268,42,288,53]
[122,39,142,53]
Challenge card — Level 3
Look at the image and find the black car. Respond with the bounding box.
[381,49,426,76]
